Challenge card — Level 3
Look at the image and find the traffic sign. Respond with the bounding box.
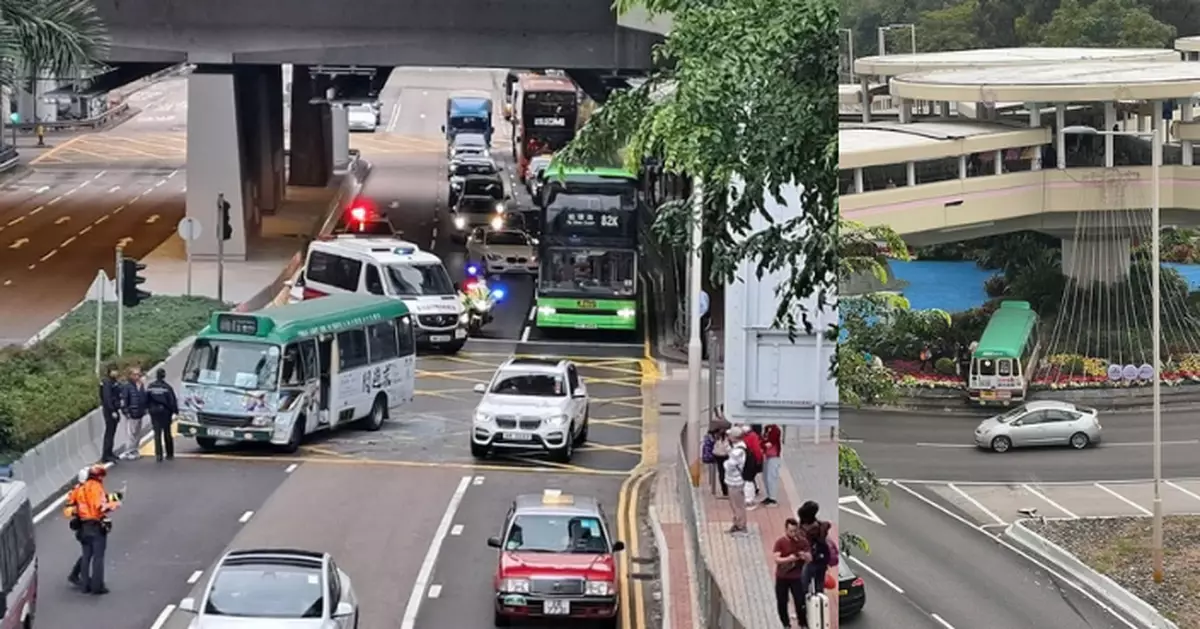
[7,113,17,124]
[698,290,710,317]
[177,217,202,242]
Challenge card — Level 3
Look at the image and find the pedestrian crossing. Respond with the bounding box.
[901,479,1200,526]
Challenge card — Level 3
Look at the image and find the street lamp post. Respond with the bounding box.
[877,24,917,57]
[1063,110,1164,582]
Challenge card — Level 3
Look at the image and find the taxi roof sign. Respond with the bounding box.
[542,489,574,505]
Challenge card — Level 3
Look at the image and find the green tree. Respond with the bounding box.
[916,0,979,52]
[1034,0,1176,47]
[0,0,109,105]
[561,0,838,336]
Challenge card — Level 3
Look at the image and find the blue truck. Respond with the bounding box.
[444,94,493,146]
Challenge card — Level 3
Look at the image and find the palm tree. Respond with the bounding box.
[0,0,108,139]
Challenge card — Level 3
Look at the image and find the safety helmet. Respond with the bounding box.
[87,464,107,479]
[76,468,89,483]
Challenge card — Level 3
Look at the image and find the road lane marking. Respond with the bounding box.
[285,463,298,473]
[155,179,165,187]
[39,250,56,262]
[527,305,536,322]
[1094,483,1152,516]
[60,236,76,248]
[26,264,34,270]
[450,524,463,536]
[187,570,203,584]
[6,216,23,227]
[54,216,69,224]
[113,204,126,214]
[108,185,120,193]
[1105,439,1200,447]
[400,475,472,629]
[28,205,44,216]
[94,215,108,225]
[947,483,1006,525]
[146,214,160,224]
[427,584,442,599]
[838,495,887,526]
[931,613,956,629]
[117,237,134,249]
[847,556,903,593]
[387,102,401,132]
[8,238,27,249]
[520,326,531,342]
[1166,480,1200,503]
[472,476,484,485]
[78,225,92,235]
[34,185,49,193]
[915,442,974,449]
[238,510,254,523]
[149,604,176,629]
[1020,483,1078,518]
[94,170,107,179]
[890,482,1140,629]
[29,133,86,164]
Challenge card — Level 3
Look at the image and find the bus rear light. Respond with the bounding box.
[302,287,327,300]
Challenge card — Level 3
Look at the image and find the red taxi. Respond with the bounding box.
[487,490,625,627]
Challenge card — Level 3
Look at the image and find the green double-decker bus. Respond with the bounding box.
[534,164,640,331]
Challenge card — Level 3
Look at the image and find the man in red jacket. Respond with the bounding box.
[762,424,783,506]
[742,425,765,505]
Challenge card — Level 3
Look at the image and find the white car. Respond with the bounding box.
[466,228,538,275]
[524,154,553,193]
[178,548,359,628]
[347,104,377,132]
[470,357,590,462]
[449,132,489,159]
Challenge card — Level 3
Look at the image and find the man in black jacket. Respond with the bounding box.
[145,369,178,462]
[98,365,122,463]
[121,366,148,460]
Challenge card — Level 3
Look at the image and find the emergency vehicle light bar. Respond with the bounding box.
[542,489,573,505]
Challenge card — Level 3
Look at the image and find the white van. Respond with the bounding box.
[296,237,470,353]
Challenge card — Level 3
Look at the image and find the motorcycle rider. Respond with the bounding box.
[459,276,495,333]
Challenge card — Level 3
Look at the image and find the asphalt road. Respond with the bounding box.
[839,485,1140,629]
[841,408,1200,481]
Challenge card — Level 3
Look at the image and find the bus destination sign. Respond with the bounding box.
[533,117,566,127]
[564,211,621,230]
[216,314,260,336]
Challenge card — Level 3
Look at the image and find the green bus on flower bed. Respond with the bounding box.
[968,300,1041,406]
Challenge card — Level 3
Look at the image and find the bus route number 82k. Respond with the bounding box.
[361,364,395,394]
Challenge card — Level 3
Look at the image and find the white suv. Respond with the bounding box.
[470,357,590,462]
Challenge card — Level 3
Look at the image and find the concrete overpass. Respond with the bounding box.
[840,55,1200,283]
[88,0,665,260]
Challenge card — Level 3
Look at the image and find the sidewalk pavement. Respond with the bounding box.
[651,364,839,629]
[143,180,345,307]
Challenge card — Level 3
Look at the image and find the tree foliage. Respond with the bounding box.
[0,0,109,89]
[561,0,839,335]
[842,0,1183,56]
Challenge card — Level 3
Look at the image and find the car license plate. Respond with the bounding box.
[839,589,848,595]
[429,334,451,343]
[208,428,235,439]
[574,323,598,330]
[503,432,533,441]
[544,600,570,615]
[577,300,596,308]
[980,391,996,400]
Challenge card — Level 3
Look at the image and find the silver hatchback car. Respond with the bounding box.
[974,400,1102,453]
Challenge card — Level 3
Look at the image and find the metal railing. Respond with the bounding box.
[676,426,747,629]
[10,102,132,134]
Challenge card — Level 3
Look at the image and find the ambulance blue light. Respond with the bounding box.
[466,264,480,277]
[393,246,416,255]
[492,287,505,301]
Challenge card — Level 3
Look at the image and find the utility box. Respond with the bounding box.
[722,181,839,428]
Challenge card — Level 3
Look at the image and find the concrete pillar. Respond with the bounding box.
[1056,104,1066,169]
[248,66,285,214]
[1104,102,1115,167]
[330,105,350,170]
[186,68,248,260]
[288,66,333,187]
[958,155,967,179]
[232,67,262,235]
[1184,98,1194,166]
[899,99,911,124]
[859,76,871,123]
[266,66,286,210]
[905,161,915,186]
[1061,236,1131,284]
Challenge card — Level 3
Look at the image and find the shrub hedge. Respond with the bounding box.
[0,296,224,459]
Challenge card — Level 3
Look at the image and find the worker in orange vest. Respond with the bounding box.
[63,464,121,594]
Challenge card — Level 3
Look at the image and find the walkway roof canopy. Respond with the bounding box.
[854,47,1178,78]
[839,121,1051,170]
[891,61,1200,104]
[1177,36,1200,53]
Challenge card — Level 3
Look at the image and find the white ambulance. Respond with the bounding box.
[296,237,470,353]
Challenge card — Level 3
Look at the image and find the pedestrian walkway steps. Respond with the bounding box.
[912,479,1200,526]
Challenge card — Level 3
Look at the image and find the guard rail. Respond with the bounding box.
[10,102,132,134]
[12,154,372,514]
[675,426,747,629]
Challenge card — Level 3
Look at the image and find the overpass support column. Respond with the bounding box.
[1061,235,1130,285]
[859,77,871,123]
[1104,102,1116,168]
[250,65,285,215]
[1055,105,1067,169]
[1029,104,1043,171]
[185,63,249,260]
[1184,101,1194,166]
[330,105,350,170]
[288,66,333,187]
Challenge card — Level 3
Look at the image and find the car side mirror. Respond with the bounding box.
[612,541,625,552]
[440,125,446,133]
[295,272,305,287]
[334,601,355,618]
[474,383,487,394]
[573,391,586,399]
[487,536,503,548]
[178,597,198,613]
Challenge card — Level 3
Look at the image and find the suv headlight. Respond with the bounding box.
[585,581,614,596]
[460,312,471,324]
[501,578,531,593]
[474,412,492,424]
[546,414,567,426]
[486,253,502,261]
[250,416,272,427]
[454,216,466,229]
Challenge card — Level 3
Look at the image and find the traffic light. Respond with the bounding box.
[219,197,232,241]
[120,257,151,307]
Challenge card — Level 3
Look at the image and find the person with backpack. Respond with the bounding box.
[145,368,178,462]
[722,427,749,534]
[797,500,839,627]
[742,424,765,507]
[701,423,731,497]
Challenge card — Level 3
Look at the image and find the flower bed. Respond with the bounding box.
[1034,353,1200,389]
[888,359,966,389]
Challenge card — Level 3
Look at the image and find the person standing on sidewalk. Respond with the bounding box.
[145,368,178,461]
[99,365,122,464]
[742,424,764,506]
[773,518,812,629]
[723,427,749,533]
[120,366,148,460]
[797,500,839,625]
[702,422,731,497]
[761,424,783,506]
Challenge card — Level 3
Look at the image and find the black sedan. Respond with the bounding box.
[838,556,866,618]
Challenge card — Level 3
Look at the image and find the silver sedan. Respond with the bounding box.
[974,400,1102,453]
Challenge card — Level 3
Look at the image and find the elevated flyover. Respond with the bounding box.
[91,0,659,70]
[841,58,1200,281]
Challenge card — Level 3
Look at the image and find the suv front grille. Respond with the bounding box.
[531,578,585,596]
[418,314,458,328]
[198,413,250,428]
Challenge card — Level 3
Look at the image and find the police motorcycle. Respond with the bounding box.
[458,267,506,335]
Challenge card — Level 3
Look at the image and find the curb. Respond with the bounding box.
[1004,519,1178,629]
[647,502,671,629]
[14,157,372,516]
